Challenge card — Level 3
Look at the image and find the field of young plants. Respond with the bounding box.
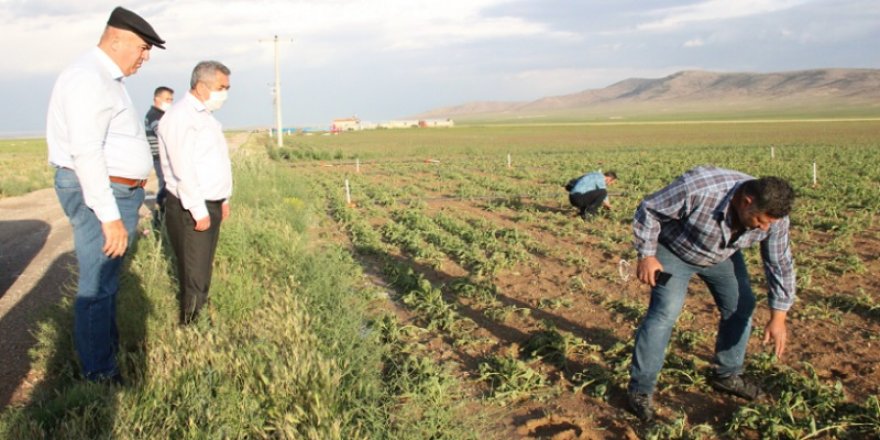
[1,121,878,439]
[276,121,880,439]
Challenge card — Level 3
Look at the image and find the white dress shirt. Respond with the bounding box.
[47,47,153,222]
[158,92,232,221]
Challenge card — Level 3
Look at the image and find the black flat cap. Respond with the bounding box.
[107,6,165,49]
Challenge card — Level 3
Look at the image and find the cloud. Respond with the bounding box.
[683,38,705,48]
[0,0,574,77]
[636,0,814,32]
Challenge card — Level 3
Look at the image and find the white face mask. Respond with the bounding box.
[159,102,172,112]
[204,90,228,112]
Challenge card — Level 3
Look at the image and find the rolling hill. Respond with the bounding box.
[414,69,880,122]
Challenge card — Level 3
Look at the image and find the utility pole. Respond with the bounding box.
[259,35,291,148]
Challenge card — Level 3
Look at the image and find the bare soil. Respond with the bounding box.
[312,163,880,438]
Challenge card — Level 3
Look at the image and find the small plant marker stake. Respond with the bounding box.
[345,178,352,205]
[356,158,360,173]
[813,162,818,186]
[771,146,775,159]
[507,153,512,169]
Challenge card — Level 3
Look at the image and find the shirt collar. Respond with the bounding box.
[714,181,743,246]
[92,47,125,81]
[185,91,209,112]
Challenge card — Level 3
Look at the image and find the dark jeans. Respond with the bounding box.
[164,193,223,324]
[54,168,143,380]
[628,244,756,395]
[569,189,607,217]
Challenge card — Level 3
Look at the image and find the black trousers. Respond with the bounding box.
[569,189,607,217]
[164,193,223,324]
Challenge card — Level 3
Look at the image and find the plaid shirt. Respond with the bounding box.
[633,166,796,311]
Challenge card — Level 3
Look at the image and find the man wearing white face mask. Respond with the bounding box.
[145,86,174,223]
[158,60,232,325]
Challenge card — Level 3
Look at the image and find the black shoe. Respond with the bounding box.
[711,374,764,401]
[627,391,654,422]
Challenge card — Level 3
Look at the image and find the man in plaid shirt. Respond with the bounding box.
[626,166,795,422]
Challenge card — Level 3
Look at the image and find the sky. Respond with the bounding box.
[0,0,878,135]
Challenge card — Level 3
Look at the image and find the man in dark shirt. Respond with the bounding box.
[145,86,174,224]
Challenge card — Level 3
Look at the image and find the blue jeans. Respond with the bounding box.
[628,244,756,395]
[54,168,143,380]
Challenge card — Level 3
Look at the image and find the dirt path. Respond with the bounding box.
[0,188,76,409]
[0,131,251,410]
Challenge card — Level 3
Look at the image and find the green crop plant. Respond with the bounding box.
[523,324,596,369]
[605,298,648,323]
[478,354,546,403]
[537,297,573,311]
[645,414,717,440]
[673,328,710,351]
[828,288,880,320]
[727,353,880,439]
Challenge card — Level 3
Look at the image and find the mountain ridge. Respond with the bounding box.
[414,68,880,121]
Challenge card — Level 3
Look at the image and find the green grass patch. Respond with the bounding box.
[0,134,476,439]
[0,138,53,198]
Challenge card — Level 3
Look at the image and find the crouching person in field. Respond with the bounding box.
[565,170,617,220]
[159,61,232,325]
[627,166,796,422]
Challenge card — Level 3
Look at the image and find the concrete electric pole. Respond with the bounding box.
[259,35,292,148]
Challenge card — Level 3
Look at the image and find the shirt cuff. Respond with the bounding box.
[768,297,794,312]
[94,204,122,223]
[636,246,656,259]
[189,204,209,222]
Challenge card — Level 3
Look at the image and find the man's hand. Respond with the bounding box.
[194,215,211,231]
[603,201,613,210]
[222,202,230,221]
[637,256,663,287]
[763,309,788,358]
[101,219,128,258]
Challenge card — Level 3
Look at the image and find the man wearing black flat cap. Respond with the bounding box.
[46,6,165,384]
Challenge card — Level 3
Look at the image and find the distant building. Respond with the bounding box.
[327,118,454,131]
[380,120,419,129]
[418,119,455,128]
[332,117,361,132]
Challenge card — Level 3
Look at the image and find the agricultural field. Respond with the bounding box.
[1,121,878,439]
[0,138,53,198]
[277,120,880,438]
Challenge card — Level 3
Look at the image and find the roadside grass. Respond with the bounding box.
[0,134,476,439]
[0,138,53,198]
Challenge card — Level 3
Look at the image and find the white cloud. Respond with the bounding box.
[0,0,575,77]
[683,38,705,48]
[637,0,814,32]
